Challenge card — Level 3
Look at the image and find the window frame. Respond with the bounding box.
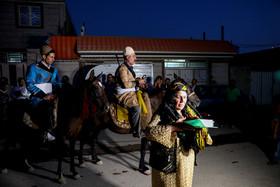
[164,59,186,68]
[15,3,44,29]
[7,52,24,63]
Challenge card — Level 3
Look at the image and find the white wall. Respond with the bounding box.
[211,63,229,84]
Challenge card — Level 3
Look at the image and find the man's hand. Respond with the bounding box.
[44,94,55,101]
[136,77,145,86]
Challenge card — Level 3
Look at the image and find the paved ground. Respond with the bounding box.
[1,113,280,186]
[91,123,245,155]
[1,141,280,187]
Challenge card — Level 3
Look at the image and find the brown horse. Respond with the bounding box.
[0,73,109,184]
[54,73,110,184]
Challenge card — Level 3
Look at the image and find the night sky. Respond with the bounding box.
[66,0,280,54]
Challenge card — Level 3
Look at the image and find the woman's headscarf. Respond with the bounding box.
[159,80,189,124]
[170,81,188,93]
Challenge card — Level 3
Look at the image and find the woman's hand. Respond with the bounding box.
[175,116,186,123]
[171,117,194,132]
[171,124,194,132]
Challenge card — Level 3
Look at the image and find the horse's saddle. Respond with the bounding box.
[109,91,152,134]
[23,97,59,130]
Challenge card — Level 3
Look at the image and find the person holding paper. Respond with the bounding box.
[10,78,30,100]
[145,80,212,187]
[26,45,61,141]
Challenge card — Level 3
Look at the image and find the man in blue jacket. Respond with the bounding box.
[26,45,61,141]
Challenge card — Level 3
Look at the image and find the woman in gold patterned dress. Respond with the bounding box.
[145,80,211,187]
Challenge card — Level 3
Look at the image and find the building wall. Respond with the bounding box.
[0,0,75,86]
[0,0,74,50]
[250,71,280,105]
[230,66,251,95]
[231,66,280,105]
[55,61,80,84]
[0,63,28,86]
[211,63,229,85]
[153,62,163,83]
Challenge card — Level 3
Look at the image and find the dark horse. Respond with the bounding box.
[54,73,110,184]
[0,73,109,184]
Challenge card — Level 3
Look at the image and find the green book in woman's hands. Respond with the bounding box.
[183,119,217,128]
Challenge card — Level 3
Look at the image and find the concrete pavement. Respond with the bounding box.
[1,123,280,186]
[1,141,279,187]
[92,124,244,154]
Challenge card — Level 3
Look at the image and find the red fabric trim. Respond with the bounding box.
[81,91,98,119]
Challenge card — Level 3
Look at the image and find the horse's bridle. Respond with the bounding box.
[88,86,110,116]
[188,92,195,97]
[81,79,110,119]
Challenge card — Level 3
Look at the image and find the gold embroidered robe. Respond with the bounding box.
[145,114,195,187]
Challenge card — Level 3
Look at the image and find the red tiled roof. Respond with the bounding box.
[49,36,79,59]
[77,36,237,53]
[49,36,237,59]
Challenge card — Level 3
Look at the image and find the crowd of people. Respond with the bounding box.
[102,73,172,101]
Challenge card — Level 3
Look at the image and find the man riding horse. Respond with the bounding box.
[115,46,145,138]
[26,45,62,142]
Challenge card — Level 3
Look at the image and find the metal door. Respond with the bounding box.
[251,71,273,105]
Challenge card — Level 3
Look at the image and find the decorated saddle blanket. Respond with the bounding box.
[116,90,148,121]
[109,90,152,134]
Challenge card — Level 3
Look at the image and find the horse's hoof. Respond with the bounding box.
[1,168,8,174]
[27,167,35,173]
[73,173,81,180]
[58,177,66,184]
[92,158,103,165]
[79,162,86,168]
[95,160,103,165]
[24,159,35,172]
[139,165,151,175]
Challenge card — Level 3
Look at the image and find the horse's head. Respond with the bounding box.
[173,73,201,108]
[86,73,110,114]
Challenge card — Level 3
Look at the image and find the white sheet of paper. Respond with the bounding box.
[200,119,217,128]
[35,83,52,94]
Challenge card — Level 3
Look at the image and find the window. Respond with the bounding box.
[164,59,186,68]
[16,3,43,28]
[188,62,207,68]
[7,52,23,63]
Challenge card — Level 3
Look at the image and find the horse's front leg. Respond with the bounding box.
[78,136,86,168]
[0,138,13,174]
[22,139,35,173]
[139,137,151,175]
[56,138,66,184]
[69,138,80,180]
[90,128,103,165]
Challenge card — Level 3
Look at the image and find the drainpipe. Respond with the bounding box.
[81,22,85,36]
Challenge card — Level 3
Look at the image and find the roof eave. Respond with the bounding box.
[78,50,236,56]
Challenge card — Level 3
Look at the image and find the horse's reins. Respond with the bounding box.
[81,80,108,119]
[142,75,154,88]
[188,92,195,97]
